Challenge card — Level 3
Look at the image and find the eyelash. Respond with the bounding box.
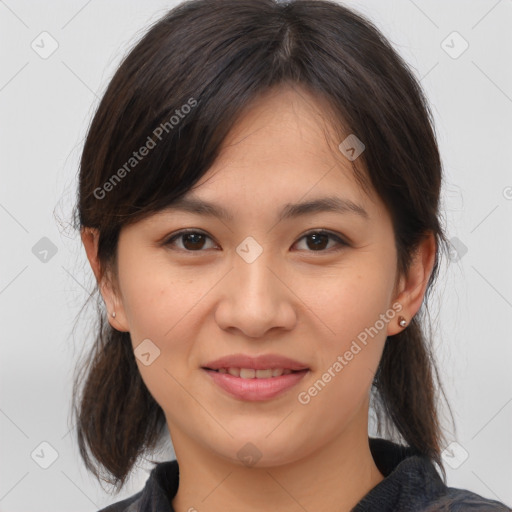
[162,229,349,254]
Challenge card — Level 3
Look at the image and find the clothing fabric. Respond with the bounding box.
[97,437,510,511]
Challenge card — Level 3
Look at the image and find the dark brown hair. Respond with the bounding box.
[71,0,456,493]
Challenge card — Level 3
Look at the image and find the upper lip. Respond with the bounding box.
[202,353,309,371]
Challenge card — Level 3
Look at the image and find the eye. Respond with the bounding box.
[163,229,218,252]
[293,230,349,252]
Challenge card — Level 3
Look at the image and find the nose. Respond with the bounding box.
[214,252,297,339]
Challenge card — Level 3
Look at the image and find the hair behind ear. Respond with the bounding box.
[72,313,167,490]
[372,313,448,482]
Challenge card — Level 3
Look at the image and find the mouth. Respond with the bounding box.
[202,367,306,378]
[202,367,309,401]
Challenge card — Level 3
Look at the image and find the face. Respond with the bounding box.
[101,86,408,467]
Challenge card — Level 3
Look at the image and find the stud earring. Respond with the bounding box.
[398,316,407,328]
[111,311,116,318]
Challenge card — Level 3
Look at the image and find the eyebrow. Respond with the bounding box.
[162,195,369,222]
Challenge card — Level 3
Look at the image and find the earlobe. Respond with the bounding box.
[101,280,130,332]
[387,306,409,337]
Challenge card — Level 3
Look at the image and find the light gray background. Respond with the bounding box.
[1,0,511,510]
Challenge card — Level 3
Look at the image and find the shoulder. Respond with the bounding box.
[94,459,179,511]
[422,486,511,511]
[96,490,143,512]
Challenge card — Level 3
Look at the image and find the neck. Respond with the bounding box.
[170,403,384,512]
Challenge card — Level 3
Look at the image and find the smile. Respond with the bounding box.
[208,367,298,378]
[203,368,309,401]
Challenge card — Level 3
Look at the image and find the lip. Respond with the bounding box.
[202,353,309,371]
[203,368,309,401]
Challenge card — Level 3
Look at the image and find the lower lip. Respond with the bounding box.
[203,369,309,401]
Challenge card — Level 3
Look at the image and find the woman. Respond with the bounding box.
[72,0,511,510]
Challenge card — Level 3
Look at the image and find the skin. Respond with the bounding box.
[82,85,436,512]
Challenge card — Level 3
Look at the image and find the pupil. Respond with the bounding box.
[308,233,327,250]
[184,233,204,250]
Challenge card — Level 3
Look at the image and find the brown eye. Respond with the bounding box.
[164,230,217,251]
[294,230,348,252]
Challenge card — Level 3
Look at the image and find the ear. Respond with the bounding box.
[80,227,130,332]
[386,231,436,336]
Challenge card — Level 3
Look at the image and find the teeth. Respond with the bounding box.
[216,368,294,378]
[256,369,273,378]
[240,368,256,379]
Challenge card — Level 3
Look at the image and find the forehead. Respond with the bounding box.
[185,85,379,215]
[218,85,347,167]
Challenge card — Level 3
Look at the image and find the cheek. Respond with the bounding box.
[294,262,392,343]
[117,250,199,340]
[117,257,223,393]
[120,275,203,418]
[292,263,391,402]
[295,280,389,426]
